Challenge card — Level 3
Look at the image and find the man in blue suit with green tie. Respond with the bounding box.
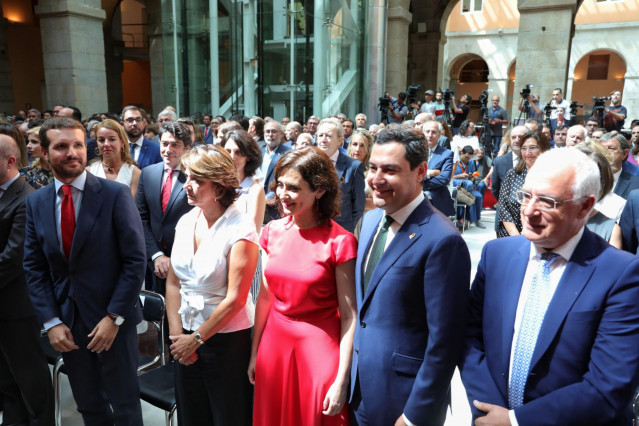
[351,124,470,425]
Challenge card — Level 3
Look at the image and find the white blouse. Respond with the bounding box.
[171,204,258,332]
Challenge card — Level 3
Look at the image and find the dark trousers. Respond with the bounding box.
[0,317,54,426]
[175,328,252,426]
[63,311,143,426]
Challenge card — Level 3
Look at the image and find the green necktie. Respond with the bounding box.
[363,215,394,294]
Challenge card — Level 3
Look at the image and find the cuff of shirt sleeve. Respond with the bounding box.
[151,251,164,261]
[44,317,63,331]
[403,414,416,426]
[509,409,519,426]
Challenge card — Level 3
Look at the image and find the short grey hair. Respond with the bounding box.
[319,117,343,139]
[529,147,600,203]
[567,125,586,138]
[158,109,177,121]
[600,132,629,151]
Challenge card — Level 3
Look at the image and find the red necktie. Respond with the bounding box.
[61,185,75,259]
[162,169,174,213]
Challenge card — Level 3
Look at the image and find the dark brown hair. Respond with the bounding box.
[39,117,86,152]
[271,147,341,224]
[221,130,262,178]
[515,131,551,173]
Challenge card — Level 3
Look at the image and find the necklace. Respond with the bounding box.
[103,161,123,172]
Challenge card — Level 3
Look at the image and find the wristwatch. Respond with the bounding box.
[107,313,125,326]
[194,330,205,345]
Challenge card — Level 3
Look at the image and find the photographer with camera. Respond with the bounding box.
[386,92,408,124]
[450,93,471,136]
[604,90,627,131]
[488,95,508,156]
[420,90,437,114]
[517,89,544,121]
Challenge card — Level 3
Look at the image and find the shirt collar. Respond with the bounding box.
[130,135,144,147]
[613,168,622,183]
[529,226,584,262]
[511,151,519,167]
[388,192,425,227]
[329,149,340,164]
[54,170,87,193]
[0,172,20,191]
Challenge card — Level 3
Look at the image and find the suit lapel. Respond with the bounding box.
[615,171,630,197]
[42,183,62,258]
[0,177,22,215]
[335,153,347,182]
[529,231,598,370]
[138,140,148,166]
[69,174,103,259]
[164,170,186,218]
[150,164,164,213]
[361,201,430,312]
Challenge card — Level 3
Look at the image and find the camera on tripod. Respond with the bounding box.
[593,96,611,108]
[544,102,556,116]
[479,89,491,106]
[378,95,391,109]
[442,89,455,102]
[570,100,583,117]
[406,84,422,105]
[520,84,534,98]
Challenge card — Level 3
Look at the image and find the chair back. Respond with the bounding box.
[139,290,166,369]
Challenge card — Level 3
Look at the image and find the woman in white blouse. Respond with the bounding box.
[165,144,258,426]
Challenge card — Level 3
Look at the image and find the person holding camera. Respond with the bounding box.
[387,92,408,124]
[517,93,544,121]
[604,90,627,131]
[450,93,471,136]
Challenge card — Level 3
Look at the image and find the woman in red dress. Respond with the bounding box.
[248,147,357,425]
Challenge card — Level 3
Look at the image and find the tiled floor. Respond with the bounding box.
[3,210,497,426]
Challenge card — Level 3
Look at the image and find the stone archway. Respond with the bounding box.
[448,53,488,122]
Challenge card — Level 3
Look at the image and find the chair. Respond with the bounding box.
[138,289,166,372]
[39,335,65,426]
[137,290,177,426]
[450,186,468,234]
[633,386,639,426]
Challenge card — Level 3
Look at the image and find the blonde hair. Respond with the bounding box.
[180,144,240,208]
[93,119,134,165]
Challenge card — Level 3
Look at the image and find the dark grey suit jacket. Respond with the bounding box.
[0,176,35,320]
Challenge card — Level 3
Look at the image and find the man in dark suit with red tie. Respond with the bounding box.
[23,117,146,425]
[136,121,194,295]
[0,125,54,425]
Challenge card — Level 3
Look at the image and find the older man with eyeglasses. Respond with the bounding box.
[461,147,639,426]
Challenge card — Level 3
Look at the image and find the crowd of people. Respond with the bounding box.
[2,92,639,426]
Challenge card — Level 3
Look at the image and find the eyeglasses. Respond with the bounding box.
[124,117,143,124]
[520,146,539,153]
[515,190,583,211]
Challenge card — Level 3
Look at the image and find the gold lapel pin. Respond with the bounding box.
[409,233,416,239]
[340,176,345,183]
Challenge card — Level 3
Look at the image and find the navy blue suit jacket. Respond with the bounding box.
[623,160,639,177]
[23,173,145,329]
[136,162,193,261]
[423,145,455,217]
[202,126,214,145]
[613,169,639,199]
[460,229,639,425]
[351,199,470,425]
[620,189,639,254]
[334,152,365,233]
[259,142,291,198]
[136,138,163,170]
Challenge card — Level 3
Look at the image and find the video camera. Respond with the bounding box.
[592,96,611,108]
[569,100,583,117]
[520,84,534,98]
[406,84,422,105]
[442,89,455,102]
[543,102,556,116]
[378,95,391,123]
[479,89,491,106]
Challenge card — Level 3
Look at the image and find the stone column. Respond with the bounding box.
[0,15,14,113]
[147,0,165,117]
[35,0,108,116]
[385,0,412,96]
[512,0,578,119]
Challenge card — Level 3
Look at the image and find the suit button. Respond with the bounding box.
[360,321,366,328]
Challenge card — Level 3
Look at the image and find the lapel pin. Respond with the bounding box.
[340,176,345,183]
[409,233,416,239]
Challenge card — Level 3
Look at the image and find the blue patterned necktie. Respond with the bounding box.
[363,215,394,294]
[509,252,560,408]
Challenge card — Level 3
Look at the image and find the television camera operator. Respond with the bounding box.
[450,93,471,136]
[603,90,627,131]
[384,92,409,124]
[517,84,544,121]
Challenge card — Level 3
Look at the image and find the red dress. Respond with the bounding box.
[254,217,357,425]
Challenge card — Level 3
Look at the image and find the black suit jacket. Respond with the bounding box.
[0,176,35,320]
[613,170,639,200]
[136,162,193,261]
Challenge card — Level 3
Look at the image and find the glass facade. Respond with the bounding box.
[160,0,366,121]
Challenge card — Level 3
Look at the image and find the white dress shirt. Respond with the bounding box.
[508,227,584,425]
[129,135,144,162]
[171,204,258,333]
